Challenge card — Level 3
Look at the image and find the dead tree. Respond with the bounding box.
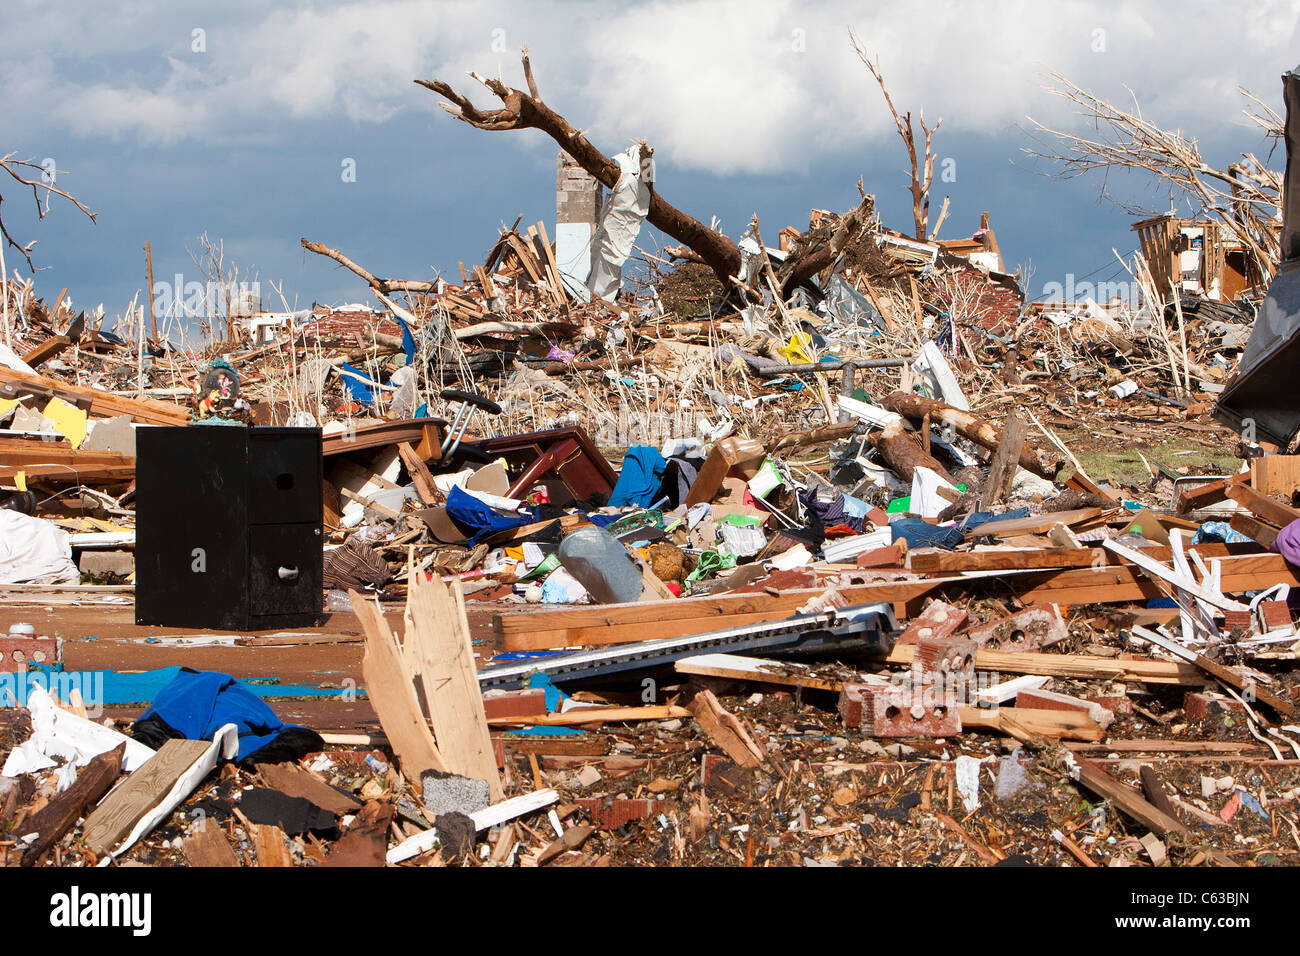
[416,48,866,302]
[1024,73,1282,284]
[0,152,97,271]
[849,30,943,242]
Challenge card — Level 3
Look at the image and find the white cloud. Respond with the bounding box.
[3,0,1299,168]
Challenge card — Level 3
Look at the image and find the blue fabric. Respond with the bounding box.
[338,363,380,406]
[136,668,312,761]
[889,508,1029,550]
[607,446,668,508]
[890,517,964,550]
[445,485,533,545]
[394,315,418,364]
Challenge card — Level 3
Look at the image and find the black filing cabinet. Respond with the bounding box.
[135,426,324,629]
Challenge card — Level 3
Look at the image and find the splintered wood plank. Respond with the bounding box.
[350,589,447,781]
[254,761,362,816]
[957,706,1104,742]
[908,541,1247,573]
[81,738,211,856]
[182,818,241,867]
[19,743,124,866]
[687,690,766,768]
[888,643,1200,685]
[1251,455,1300,499]
[984,409,1023,504]
[1228,512,1279,549]
[1068,757,1189,838]
[404,576,503,801]
[397,441,440,505]
[322,799,394,867]
[250,823,294,867]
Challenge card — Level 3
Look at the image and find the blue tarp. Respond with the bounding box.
[338,363,381,406]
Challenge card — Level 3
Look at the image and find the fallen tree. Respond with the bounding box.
[416,47,870,302]
[881,390,1064,479]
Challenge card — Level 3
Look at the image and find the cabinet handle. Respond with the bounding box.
[277,565,299,582]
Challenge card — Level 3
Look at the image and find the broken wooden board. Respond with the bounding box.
[1226,482,1300,530]
[1067,755,1189,838]
[674,653,846,692]
[181,819,241,867]
[1175,473,1247,514]
[489,705,691,726]
[1228,512,1280,549]
[496,552,1300,652]
[888,643,1201,685]
[965,508,1107,539]
[908,541,1250,573]
[249,822,294,867]
[81,738,211,857]
[687,689,766,768]
[18,743,124,866]
[957,706,1104,742]
[1251,455,1300,499]
[0,366,191,425]
[403,575,503,802]
[349,589,447,781]
[254,761,362,816]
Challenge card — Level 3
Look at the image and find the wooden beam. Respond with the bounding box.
[81,738,211,856]
[0,367,189,425]
[1226,482,1300,529]
[18,743,124,866]
[909,541,1250,573]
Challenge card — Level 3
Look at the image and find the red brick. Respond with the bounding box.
[1222,610,1253,634]
[915,636,977,684]
[857,545,905,569]
[1085,695,1134,716]
[964,604,1067,651]
[1259,601,1293,634]
[896,601,967,647]
[1184,691,1247,722]
[839,683,960,737]
[0,637,58,673]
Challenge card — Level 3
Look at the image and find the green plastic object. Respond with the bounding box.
[887,496,911,514]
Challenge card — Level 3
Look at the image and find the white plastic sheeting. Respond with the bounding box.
[588,144,654,300]
[0,509,79,585]
[1,684,156,777]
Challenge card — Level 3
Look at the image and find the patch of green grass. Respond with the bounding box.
[1066,436,1242,483]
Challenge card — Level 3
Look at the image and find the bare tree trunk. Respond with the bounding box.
[417,49,743,294]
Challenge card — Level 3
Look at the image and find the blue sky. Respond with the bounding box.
[2,0,1297,335]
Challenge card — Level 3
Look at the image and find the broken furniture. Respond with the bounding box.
[463,426,617,506]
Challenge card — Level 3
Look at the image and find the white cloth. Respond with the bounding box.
[588,144,653,300]
[0,509,79,584]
